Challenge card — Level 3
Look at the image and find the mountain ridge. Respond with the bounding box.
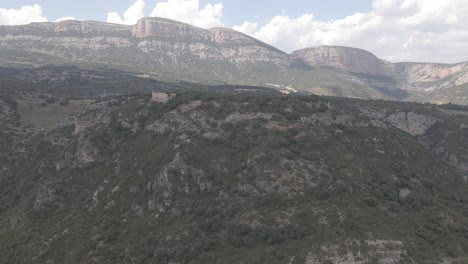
[1,17,468,104]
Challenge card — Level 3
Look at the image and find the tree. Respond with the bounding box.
[59,99,70,106]
[45,97,56,104]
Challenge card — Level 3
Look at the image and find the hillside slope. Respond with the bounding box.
[1,90,467,263]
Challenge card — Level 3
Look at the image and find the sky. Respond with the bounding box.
[0,0,467,63]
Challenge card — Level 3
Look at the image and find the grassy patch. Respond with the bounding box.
[17,99,92,128]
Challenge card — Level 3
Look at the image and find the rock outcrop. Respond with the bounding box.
[0,20,133,37]
[386,112,438,136]
[133,17,208,40]
[306,239,406,264]
[0,17,285,66]
[396,62,468,84]
[33,182,65,212]
[291,46,391,76]
[360,109,438,135]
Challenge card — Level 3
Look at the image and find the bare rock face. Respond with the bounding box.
[386,112,438,136]
[132,18,270,46]
[74,134,99,166]
[209,27,258,45]
[290,46,468,93]
[0,20,132,37]
[0,20,134,62]
[396,62,468,84]
[0,17,287,67]
[290,46,390,76]
[58,100,114,134]
[131,18,288,64]
[33,182,65,212]
[395,62,468,93]
[146,153,211,213]
[305,239,405,264]
[133,17,209,41]
[360,109,438,136]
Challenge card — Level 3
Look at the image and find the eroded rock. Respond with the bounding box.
[33,182,65,212]
[386,112,438,136]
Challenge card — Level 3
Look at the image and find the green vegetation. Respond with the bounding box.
[0,89,467,263]
[17,99,91,128]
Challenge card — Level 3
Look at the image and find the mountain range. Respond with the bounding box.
[1,17,468,104]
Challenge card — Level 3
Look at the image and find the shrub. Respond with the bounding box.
[59,99,70,105]
[364,198,378,207]
[2,96,17,110]
[45,97,56,104]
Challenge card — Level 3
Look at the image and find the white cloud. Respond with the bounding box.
[233,21,258,35]
[0,4,48,25]
[107,0,145,25]
[55,17,76,22]
[150,0,224,28]
[234,0,468,63]
[107,0,223,28]
[107,12,124,24]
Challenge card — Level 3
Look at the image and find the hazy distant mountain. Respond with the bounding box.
[1,17,467,104]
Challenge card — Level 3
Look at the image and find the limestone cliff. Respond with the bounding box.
[132,17,208,40]
[395,62,468,92]
[290,46,391,76]
[0,17,286,65]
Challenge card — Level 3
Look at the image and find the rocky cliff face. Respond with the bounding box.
[0,20,133,37]
[290,46,391,76]
[132,17,208,40]
[290,46,468,98]
[396,62,468,84]
[0,17,286,66]
[395,62,468,92]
